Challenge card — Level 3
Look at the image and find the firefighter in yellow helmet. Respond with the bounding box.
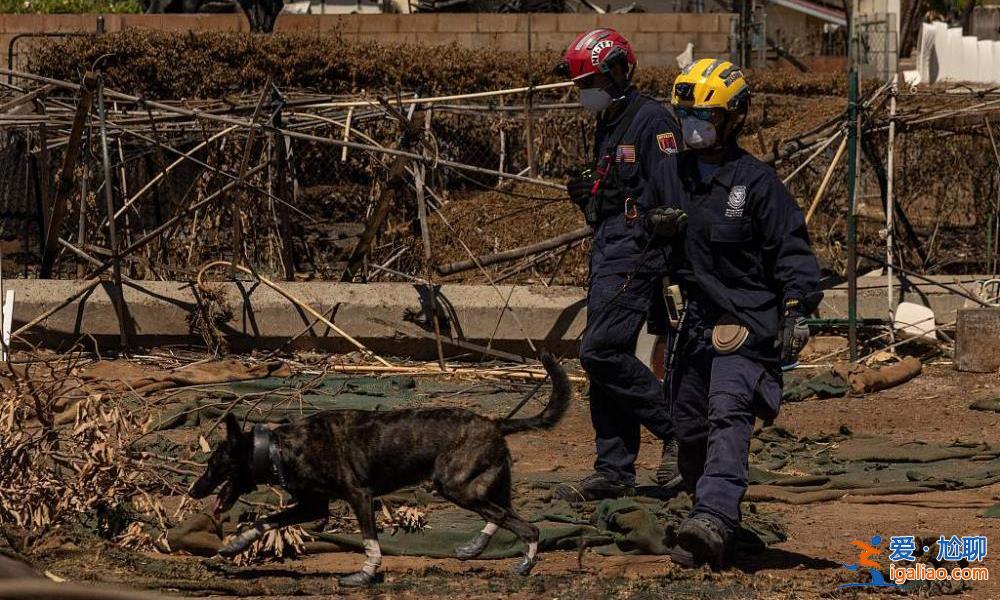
[672,58,751,152]
[644,59,822,568]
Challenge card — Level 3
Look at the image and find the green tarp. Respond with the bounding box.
[746,427,1000,504]
[169,496,786,560]
[151,374,531,429]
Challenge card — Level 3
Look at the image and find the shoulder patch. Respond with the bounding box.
[656,132,678,154]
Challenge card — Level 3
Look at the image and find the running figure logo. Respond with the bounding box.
[838,535,900,588]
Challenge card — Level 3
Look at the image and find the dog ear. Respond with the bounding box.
[225,413,242,444]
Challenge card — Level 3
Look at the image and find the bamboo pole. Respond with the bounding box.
[340,106,353,162]
[437,226,592,275]
[315,363,587,383]
[306,81,573,110]
[781,130,842,186]
[804,136,847,225]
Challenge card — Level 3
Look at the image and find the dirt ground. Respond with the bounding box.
[20,359,999,600]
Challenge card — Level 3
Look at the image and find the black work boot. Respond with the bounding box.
[553,472,634,502]
[673,514,728,570]
[656,439,681,486]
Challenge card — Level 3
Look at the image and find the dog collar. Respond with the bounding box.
[251,424,286,487]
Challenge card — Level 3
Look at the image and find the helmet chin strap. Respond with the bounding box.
[603,66,632,102]
[728,109,748,139]
[597,79,634,117]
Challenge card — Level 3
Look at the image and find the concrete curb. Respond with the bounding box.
[3,274,992,358]
[4,279,587,358]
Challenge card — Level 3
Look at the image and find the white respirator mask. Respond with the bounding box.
[579,87,613,113]
[682,116,718,150]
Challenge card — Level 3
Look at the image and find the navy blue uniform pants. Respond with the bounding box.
[581,272,674,485]
[667,328,782,533]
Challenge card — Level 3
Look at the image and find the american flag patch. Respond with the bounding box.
[616,144,636,163]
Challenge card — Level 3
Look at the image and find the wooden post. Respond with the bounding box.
[885,76,897,334]
[36,123,50,236]
[416,109,433,265]
[415,108,445,369]
[40,72,96,278]
[525,17,536,177]
[97,75,130,350]
[272,105,296,281]
[846,4,860,361]
[498,126,506,188]
[76,158,87,279]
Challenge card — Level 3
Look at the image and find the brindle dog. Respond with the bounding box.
[189,352,571,587]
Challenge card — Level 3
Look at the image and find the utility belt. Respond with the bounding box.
[663,282,750,355]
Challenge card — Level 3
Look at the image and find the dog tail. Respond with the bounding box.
[498,351,572,435]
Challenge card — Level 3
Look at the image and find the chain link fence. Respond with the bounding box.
[857,13,899,83]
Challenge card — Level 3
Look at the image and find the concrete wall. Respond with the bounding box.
[2,13,735,70]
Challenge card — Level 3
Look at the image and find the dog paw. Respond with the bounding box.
[218,526,262,558]
[455,532,491,560]
[339,571,382,587]
[511,555,538,576]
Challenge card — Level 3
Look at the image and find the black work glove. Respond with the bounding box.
[777,301,810,368]
[566,174,593,209]
[644,207,688,241]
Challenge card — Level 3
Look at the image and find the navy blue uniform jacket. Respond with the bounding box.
[650,148,823,362]
[589,88,683,278]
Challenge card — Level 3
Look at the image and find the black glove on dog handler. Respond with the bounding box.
[777,302,810,369]
[644,207,688,241]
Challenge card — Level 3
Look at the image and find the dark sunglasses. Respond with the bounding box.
[675,107,716,121]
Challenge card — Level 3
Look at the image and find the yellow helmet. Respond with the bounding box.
[671,58,749,112]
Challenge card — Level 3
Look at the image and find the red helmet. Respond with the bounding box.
[555,28,637,82]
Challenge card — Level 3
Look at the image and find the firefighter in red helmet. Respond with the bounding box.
[553,29,685,501]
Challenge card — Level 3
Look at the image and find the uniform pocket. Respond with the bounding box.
[588,273,653,314]
[710,220,760,279]
[751,368,782,422]
[616,160,639,182]
[710,220,752,243]
[583,274,654,352]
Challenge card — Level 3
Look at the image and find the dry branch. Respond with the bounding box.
[437,226,591,276]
